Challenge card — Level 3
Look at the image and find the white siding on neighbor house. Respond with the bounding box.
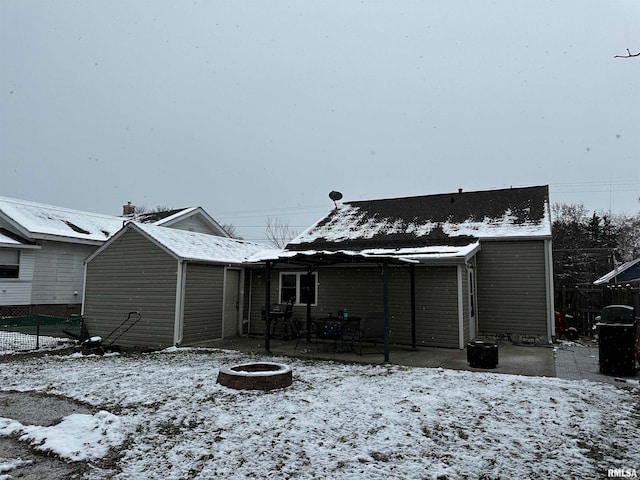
[83,229,178,348]
[167,216,222,235]
[18,249,36,281]
[0,249,36,305]
[31,241,95,305]
[181,263,224,345]
[475,240,549,339]
[0,283,32,305]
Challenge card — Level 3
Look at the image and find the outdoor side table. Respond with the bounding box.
[467,341,499,369]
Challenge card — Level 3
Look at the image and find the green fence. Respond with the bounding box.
[0,314,87,354]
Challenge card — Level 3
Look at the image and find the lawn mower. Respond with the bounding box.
[81,311,142,355]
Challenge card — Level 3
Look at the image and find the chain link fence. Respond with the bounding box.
[0,315,87,354]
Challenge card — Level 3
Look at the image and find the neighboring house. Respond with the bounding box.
[0,196,228,316]
[82,222,268,348]
[246,185,555,348]
[127,204,230,237]
[593,258,640,286]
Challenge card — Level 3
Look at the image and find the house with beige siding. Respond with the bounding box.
[248,185,555,349]
[82,222,267,349]
[0,196,229,317]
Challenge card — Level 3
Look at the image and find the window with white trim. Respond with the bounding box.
[279,272,317,305]
[0,249,20,278]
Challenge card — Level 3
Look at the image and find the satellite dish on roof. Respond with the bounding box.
[329,191,343,201]
[329,190,343,207]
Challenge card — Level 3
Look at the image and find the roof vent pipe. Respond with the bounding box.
[458,188,463,193]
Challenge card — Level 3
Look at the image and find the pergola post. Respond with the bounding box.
[306,267,313,343]
[264,261,271,353]
[382,261,390,364]
[410,264,416,350]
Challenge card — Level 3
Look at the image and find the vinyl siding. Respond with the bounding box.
[247,265,461,348]
[32,241,95,305]
[167,216,221,235]
[475,240,548,337]
[182,263,224,344]
[83,230,177,348]
[0,249,35,305]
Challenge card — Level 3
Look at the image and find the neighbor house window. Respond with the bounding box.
[0,250,20,278]
[279,272,317,305]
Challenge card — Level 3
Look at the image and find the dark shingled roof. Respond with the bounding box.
[134,208,190,224]
[287,185,550,251]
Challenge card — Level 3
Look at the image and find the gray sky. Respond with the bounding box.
[2,1,639,242]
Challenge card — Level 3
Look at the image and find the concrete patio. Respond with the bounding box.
[206,335,639,386]
[206,335,558,378]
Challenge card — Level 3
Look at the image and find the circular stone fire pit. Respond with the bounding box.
[217,362,293,391]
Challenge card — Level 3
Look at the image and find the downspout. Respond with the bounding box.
[544,238,555,342]
[173,260,186,346]
[81,262,88,317]
[457,264,465,349]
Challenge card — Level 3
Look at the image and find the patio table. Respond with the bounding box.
[312,316,361,352]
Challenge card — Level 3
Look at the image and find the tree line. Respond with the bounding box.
[552,203,640,289]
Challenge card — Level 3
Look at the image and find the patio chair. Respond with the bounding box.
[268,301,296,340]
[352,311,385,355]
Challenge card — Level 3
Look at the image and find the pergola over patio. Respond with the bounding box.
[255,243,480,363]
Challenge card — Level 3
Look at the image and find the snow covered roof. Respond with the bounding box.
[99,222,271,265]
[593,257,640,285]
[131,207,199,225]
[0,228,40,249]
[0,196,125,245]
[251,242,481,266]
[288,185,551,252]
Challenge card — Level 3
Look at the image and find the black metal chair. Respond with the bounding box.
[268,301,296,340]
[352,311,385,355]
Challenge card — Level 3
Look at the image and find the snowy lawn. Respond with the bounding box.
[1,348,639,479]
[0,330,75,355]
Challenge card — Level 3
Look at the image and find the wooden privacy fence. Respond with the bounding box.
[0,314,86,354]
[555,285,640,336]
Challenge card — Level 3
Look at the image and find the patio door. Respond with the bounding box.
[223,269,241,337]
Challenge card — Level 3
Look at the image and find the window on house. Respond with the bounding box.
[0,250,20,278]
[279,272,317,305]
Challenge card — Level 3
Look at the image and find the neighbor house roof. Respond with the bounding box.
[131,207,198,224]
[288,185,551,253]
[593,258,640,286]
[0,228,40,249]
[87,222,270,265]
[0,196,125,245]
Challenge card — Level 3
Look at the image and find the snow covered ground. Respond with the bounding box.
[1,347,638,479]
[0,331,74,355]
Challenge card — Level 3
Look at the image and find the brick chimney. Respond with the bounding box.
[122,202,135,216]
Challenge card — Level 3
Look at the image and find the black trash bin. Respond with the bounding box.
[598,305,637,376]
[598,323,636,376]
[467,341,498,369]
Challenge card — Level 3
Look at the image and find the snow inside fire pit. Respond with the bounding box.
[217,362,292,390]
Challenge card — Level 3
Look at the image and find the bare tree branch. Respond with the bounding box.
[221,223,243,239]
[265,217,297,248]
[614,48,640,59]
